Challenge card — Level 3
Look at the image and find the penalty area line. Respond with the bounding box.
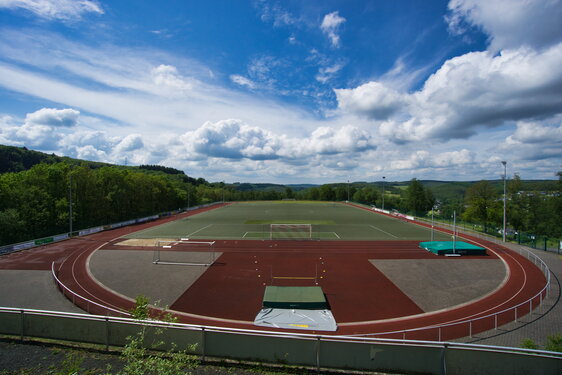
[186,224,213,237]
[369,225,399,239]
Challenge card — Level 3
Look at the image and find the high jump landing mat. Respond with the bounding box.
[419,241,486,256]
[254,286,337,331]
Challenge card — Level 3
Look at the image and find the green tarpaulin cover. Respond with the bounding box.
[262,286,328,309]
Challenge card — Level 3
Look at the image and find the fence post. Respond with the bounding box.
[441,343,448,375]
[20,309,24,342]
[316,336,321,373]
[201,327,206,362]
[105,317,109,351]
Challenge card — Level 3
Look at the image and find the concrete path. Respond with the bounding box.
[0,270,82,313]
[454,243,561,348]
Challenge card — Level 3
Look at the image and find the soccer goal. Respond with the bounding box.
[152,240,216,266]
[270,224,313,240]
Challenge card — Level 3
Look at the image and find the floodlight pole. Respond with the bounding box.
[431,207,434,241]
[347,180,350,202]
[68,173,73,236]
[453,210,457,254]
[502,161,507,242]
[382,176,385,210]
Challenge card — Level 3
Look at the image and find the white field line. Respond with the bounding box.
[369,225,399,239]
[243,232,249,238]
[187,224,213,237]
[333,232,341,239]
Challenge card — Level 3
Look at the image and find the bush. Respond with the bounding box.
[520,338,539,349]
[545,334,562,353]
[114,295,198,375]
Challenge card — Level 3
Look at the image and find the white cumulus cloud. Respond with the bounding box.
[335,82,406,120]
[151,64,194,94]
[179,119,376,162]
[337,42,562,143]
[320,11,346,48]
[25,107,80,127]
[500,121,562,160]
[181,119,281,160]
[390,149,474,170]
[114,133,144,153]
[0,107,79,149]
[446,0,562,51]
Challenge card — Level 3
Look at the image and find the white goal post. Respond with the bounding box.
[153,240,216,266]
[270,224,313,240]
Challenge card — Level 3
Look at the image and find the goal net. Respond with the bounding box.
[270,224,312,240]
[153,240,216,266]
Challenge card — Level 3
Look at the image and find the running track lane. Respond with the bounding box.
[64,238,545,339]
[50,204,546,338]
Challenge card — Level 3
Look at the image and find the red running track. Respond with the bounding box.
[0,203,547,340]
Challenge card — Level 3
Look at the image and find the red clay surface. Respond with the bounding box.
[0,203,548,341]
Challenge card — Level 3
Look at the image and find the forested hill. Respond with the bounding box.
[1,144,559,246]
[0,146,201,181]
[406,179,560,201]
[0,145,114,173]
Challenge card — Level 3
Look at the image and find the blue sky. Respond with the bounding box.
[0,0,561,183]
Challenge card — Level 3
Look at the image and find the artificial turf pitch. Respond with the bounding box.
[124,201,452,241]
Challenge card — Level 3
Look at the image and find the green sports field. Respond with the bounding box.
[125,201,452,241]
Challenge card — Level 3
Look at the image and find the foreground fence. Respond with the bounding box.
[0,307,560,375]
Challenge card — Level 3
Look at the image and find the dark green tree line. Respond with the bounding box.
[0,162,194,245]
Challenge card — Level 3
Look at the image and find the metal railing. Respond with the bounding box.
[0,306,560,375]
[51,262,131,317]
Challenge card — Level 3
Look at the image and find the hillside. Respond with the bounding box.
[0,145,120,173]
[1,144,558,203]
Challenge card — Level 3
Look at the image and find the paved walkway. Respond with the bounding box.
[438,227,562,349]
[0,270,82,313]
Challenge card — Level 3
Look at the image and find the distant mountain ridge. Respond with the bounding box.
[1,144,558,201]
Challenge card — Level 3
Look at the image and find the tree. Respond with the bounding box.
[405,178,433,216]
[463,180,499,232]
[0,208,25,244]
[353,187,379,205]
[284,187,294,199]
[507,173,525,233]
[305,187,320,200]
[335,185,347,201]
[319,185,335,201]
